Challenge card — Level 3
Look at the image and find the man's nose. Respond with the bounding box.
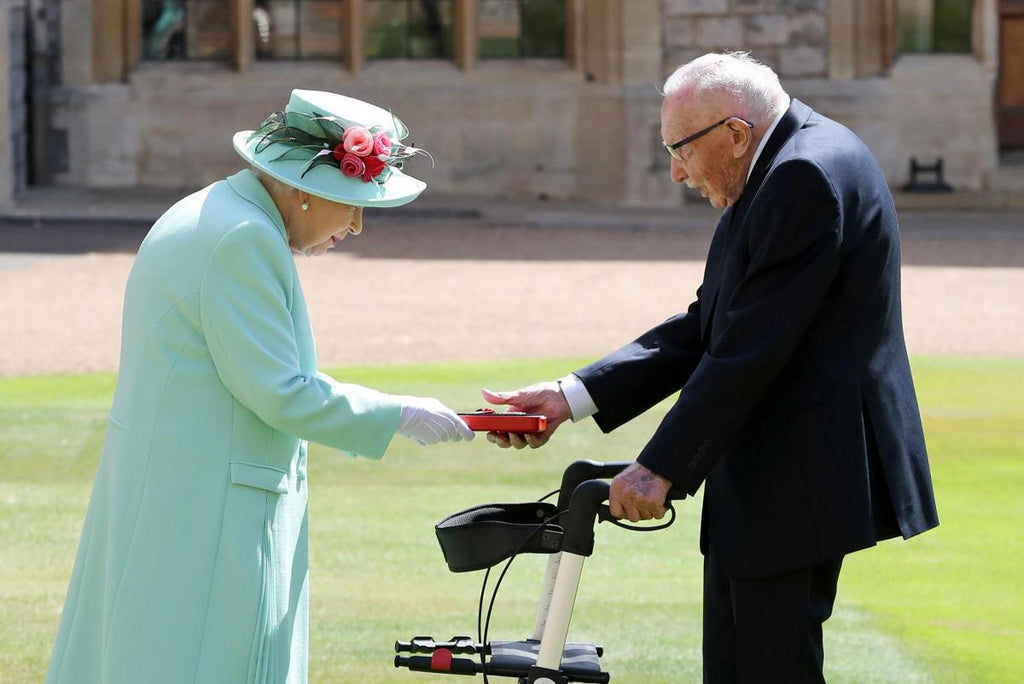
[670,157,688,184]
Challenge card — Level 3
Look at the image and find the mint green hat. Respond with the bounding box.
[233,89,427,208]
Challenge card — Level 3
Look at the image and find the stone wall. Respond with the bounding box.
[45,0,677,206]
[662,0,997,192]
[663,0,828,79]
[787,55,997,192]
[21,0,1002,205]
[50,61,666,205]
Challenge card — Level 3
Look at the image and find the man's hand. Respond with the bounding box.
[609,462,674,522]
[481,382,571,449]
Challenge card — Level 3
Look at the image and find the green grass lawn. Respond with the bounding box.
[0,358,1021,683]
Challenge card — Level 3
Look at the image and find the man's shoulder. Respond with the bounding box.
[763,109,894,227]
[773,112,879,185]
[791,113,861,154]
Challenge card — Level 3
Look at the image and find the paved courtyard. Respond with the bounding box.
[1,203,1022,376]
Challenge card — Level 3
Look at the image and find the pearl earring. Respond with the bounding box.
[301,199,310,211]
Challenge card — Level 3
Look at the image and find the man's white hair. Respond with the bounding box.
[663,52,789,125]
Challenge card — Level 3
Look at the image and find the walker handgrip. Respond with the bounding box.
[562,478,686,555]
[395,654,479,675]
[556,460,631,511]
[596,483,685,523]
[395,636,478,655]
[556,461,686,512]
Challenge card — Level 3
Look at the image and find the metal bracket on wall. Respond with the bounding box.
[902,157,953,193]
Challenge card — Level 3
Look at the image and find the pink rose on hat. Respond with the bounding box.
[340,152,366,179]
[342,126,375,156]
[373,131,392,157]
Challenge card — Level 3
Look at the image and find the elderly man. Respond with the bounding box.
[483,52,938,683]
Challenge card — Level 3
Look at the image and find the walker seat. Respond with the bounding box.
[393,460,685,684]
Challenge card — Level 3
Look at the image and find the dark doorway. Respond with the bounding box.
[25,0,65,186]
[998,1,1024,149]
[8,2,29,193]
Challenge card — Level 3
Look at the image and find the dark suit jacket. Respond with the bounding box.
[576,100,938,578]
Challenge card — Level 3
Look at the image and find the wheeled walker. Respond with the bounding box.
[393,460,686,683]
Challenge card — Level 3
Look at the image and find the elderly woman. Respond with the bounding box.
[45,90,473,684]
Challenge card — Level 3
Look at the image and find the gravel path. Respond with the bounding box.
[1,217,1022,376]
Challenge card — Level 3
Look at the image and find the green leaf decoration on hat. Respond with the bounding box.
[299,149,340,179]
[270,145,325,163]
[309,115,346,144]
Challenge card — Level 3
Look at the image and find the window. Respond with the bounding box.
[366,0,454,59]
[897,0,973,53]
[142,0,231,60]
[133,0,572,71]
[479,0,564,59]
[255,0,345,60]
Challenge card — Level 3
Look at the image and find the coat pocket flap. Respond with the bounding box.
[229,461,289,494]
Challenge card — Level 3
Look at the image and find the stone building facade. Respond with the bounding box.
[0,0,1018,210]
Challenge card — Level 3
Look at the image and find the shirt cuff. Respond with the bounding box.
[558,373,598,423]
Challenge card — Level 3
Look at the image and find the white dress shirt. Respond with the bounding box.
[746,103,788,182]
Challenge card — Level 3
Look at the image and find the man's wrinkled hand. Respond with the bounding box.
[609,462,673,522]
[480,382,571,449]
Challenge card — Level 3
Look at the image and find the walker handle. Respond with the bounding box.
[558,477,687,557]
[556,460,687,511]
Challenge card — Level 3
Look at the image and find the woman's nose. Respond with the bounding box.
[348,208,363,235]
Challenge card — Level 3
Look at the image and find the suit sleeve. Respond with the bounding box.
[574,293,705,431]
[638,160,843,493]
[199,221,402,459]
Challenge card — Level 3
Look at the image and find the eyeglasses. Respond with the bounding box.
[663,116,754,162]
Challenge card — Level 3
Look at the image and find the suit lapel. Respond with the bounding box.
[699,206,733,337]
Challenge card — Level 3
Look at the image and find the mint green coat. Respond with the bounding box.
[45,170,404,684]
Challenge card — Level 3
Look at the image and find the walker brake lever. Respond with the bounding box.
[597,503,678,532]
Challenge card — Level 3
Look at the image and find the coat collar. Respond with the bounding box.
[225,169,289,244]
[730,99,814,225]
[698,100,813,338]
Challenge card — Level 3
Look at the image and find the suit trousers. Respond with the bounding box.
[702,554,844,684]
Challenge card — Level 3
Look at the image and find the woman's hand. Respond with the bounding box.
[396,397,475,445]
[481,382,571,449]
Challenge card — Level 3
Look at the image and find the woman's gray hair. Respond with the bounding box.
[663,52,789,126]
[252,167,299,197]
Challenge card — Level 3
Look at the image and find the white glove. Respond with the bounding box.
[395,396,475,445]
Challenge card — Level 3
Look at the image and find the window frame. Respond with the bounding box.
[251,0,352,62]
[363,0,456,62]
[475,0,569,61]
[896,0,975,55]
[135,0,238,62]
[120,0,578,76]
[828,0,986,79]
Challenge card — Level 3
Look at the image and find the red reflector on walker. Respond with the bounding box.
[431,648,453,671]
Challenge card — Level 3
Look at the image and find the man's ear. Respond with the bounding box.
[730,121,753,159]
